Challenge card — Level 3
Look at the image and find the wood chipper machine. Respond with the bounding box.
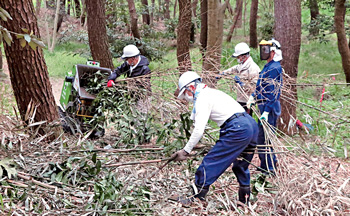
[58,61,112,137]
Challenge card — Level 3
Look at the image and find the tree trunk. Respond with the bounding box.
[226,0,243,42]
[200,0,208,55]
[309,0,319,36]
[249,0,258,48]
[274,0,301,135]
[74,0,81,18]
[150,0,155,24]
[86,0,114,69]
[57,0,66,32]
[190,0,198,43]
[36,0,42,15]
[234,0,243,28]
[177,0,192,72]
[158,0,162,20]
[80,0,86,26]
[141,0,150,25]
[48,0,61,52]
[334,0,350,83]
[0,0,60,139]
[127,0,141,39]
[202,0,228,87]
[173,0,177,19]
[164,0,170,19]
[67,0,71,16]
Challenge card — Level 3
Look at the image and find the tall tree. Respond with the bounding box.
[226,0,243,42]
[74,0,81,18]
[274,0,301,135]
[334,0,350,83]
[0,0,60,138]
[80,0,86,26]
[164,0,171,19]
[309,0,319,36]
[249,0,258,48]
[127,0,141,39]
[190,0,198,43]
[234,0,243,28]
[141,0,151,25]
[202,0,228,86]
[86,0,114,69]
[200,0,208,55]
[57,0,66,32]
[177,0,192,72]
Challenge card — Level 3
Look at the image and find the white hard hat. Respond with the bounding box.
[268,39,281,49]
[178,71,201,99]
[121,44,140,59]
[232,42,250,57]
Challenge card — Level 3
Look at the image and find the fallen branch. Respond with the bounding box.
[104,157,173,168]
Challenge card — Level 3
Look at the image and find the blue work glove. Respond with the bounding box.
[234,75,244,87]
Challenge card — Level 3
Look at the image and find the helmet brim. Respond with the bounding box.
[232,53,239,58]
[177,87,186,99]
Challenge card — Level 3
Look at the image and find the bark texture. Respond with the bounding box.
[234,0,243,28]
[249,0,258,48]
[127,0,141,39]
[141,0,150,25]
[202,0,228,87]
[74,0,81,18]
[164,0,170,19]
[176,0,192,72]
[86,0,114,69]
[274,0,301,135]
[0,0,60,137]
[200,0,208,55]
[309,0,319,36]
[334,0,350,83]
[226,0,243,42]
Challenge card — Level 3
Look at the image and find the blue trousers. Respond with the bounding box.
[195,113,258,188]
[257,105,279,173]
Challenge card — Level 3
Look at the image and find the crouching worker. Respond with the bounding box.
[107,44,151,94]
[171,71,259,206]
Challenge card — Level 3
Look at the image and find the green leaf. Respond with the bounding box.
[92,152,97,164]
[0,158,17,179]
[28,41,37,50]
[2,29,12,46]
[0,12,7,22]
[20,38,26,48]
[21,28,29,33]
[0,8,12,20]
[31,38,46,48]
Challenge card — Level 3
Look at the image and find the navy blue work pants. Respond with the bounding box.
[257,105,279,173]
[195,113,258,188]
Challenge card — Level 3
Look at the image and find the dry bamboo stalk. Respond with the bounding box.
[104,157,172,167]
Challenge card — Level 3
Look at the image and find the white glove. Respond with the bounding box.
[260,112,269,121]
[246,95,255,109]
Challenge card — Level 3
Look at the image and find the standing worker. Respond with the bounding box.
[220,42,260,115]
[107,44,151,93]
[246,39,283,175]
[171,71,259,205]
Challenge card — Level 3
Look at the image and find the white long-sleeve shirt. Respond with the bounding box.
[183,87,245,153]
[222,56,260,103]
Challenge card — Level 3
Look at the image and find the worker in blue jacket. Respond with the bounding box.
[246,39,283,175]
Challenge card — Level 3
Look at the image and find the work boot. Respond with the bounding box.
[192,185,209,201]
[238,185,250,205]
[169,185,209,207]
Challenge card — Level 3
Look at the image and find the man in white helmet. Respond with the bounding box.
[219,42,260,115]
[107,44,151,91]
[170,71,259,206]
[246,38,283,175]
